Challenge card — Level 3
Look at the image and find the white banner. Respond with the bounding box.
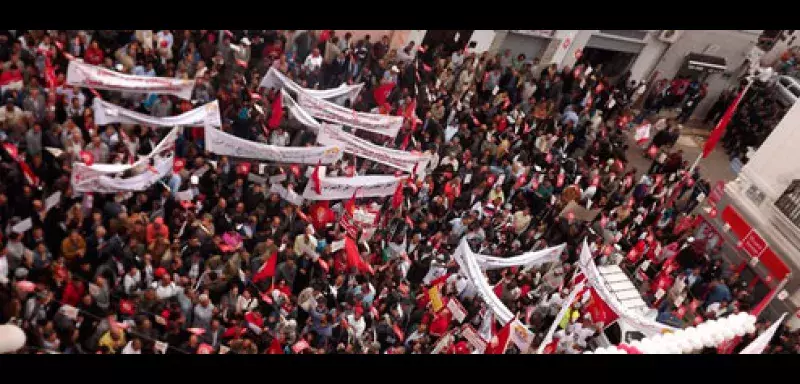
[281,90,322,132]
[301,168,400,201]
[204,126,342,164]
[453,239,515,325]
[269,183,304,206]
[260,67,363,105]
[93,98,221,127]
[74,155,173,193]
[70,127,179,187]
[317,123,429,176]
[740,313,787,354]
[536,282,584,354]
[577,239,675,336]
[472,243,566,271]
[66,60,195,100]
[297,92,402,138]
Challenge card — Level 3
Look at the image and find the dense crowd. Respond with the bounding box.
[0,30,792,355]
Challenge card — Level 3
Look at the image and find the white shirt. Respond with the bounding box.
[122,341,141,354]
[0,256,8,285]
[123,272,141,295]
[152,281,179,300]
[346,314,366,338]
[304,54,323,72]
[236,295,258,313]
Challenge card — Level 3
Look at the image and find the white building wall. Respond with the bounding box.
[741,98,800,200]
[561,30,594,69]
[468,30,497,54]
[628,33,669,84]
[651,30,760,118]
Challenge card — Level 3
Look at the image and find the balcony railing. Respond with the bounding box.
[774,179,800,228]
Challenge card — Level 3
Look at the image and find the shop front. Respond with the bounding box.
[697,202,792,319]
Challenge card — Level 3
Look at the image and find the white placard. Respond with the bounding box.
[11,218,33,234]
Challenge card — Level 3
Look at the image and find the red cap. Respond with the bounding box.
[354,306,364,316]
[154,267,168,279]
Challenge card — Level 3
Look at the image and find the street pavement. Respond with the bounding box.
[622,112,737,187]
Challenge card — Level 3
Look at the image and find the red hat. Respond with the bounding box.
[154,267,168,279]
[354,306,364,316]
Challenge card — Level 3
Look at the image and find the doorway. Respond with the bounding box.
[422,30,474,56]
[580,46,637,82]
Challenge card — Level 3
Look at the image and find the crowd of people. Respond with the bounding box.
[0,29,792,355]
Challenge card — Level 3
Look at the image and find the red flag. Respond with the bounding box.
[236,162,251,176]
[344,188,359,216]
[486,321,512,354]
[253,252,278,283]
[344,236,371,274]
[2,142,19,160]
[309,201,335,231]
[311,160,322,194]
[391,181,404,209]
[267,94,283,129]
[584,288,619,325]
[373,82,395,106]
[703,85,748,158]
[400,132,411,150]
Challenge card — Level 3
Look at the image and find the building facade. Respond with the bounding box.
[708,98,800,328]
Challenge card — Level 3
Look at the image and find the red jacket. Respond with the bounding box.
[62,281,84,307]
[84,47,104,66]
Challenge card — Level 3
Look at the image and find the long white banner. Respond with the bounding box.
[93,98,221,127]
[536,281,584,354]
[74,155,173,193]
[260,67,363,105]
[453,239,515,325]
[301,167,400,201]
[472,243,566,271]
[204,126,342,164]
[70,127,179,186]
[66,60,195,100]
[577,239,675,336]
[297,92,402,138]
[317,123,428,175]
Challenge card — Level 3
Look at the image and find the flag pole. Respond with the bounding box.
[688,78,753,175]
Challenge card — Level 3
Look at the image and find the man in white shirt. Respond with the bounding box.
[346,307,366,339]
[152,274,179,300]
[122,267,141,296]
[303,48,323,72]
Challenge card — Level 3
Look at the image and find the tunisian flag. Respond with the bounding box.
[486,320,512,354]
[581,287,619,326]
[344,236,373,274]
[267,94,284,129]
[703,84,749,158]
[253,252,278,284]
[373,82,395,106]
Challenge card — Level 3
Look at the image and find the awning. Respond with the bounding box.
[685,52,727,73]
